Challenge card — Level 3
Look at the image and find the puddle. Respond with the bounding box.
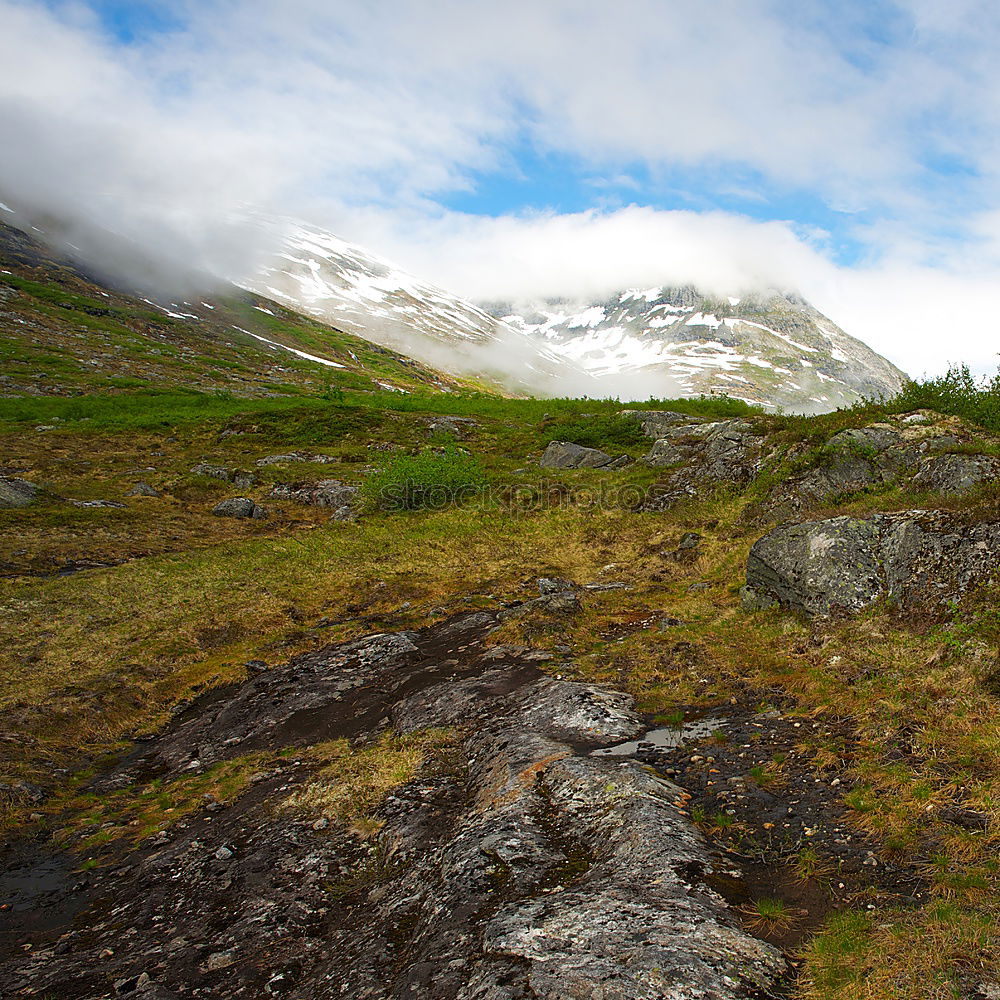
[591,715,724,757]
[0,851,93,954]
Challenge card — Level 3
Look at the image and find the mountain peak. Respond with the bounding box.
[243,220,906,410]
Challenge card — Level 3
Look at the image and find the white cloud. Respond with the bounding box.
[331,203,1000,379]
[2,0,1000,375]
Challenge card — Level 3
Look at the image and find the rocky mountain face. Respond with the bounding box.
[242,221,594,396]
[245,220,906,409]
[485,288,907,411]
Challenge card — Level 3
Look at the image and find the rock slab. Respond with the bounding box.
[746,510,1000,614]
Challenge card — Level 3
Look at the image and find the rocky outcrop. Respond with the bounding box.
[912,453,1000,495]
[539,440,627,470]
[191,464,258,488]
[621,409,696,438]
[266,479,359,519]
[639,418,767,508]
[254,452,340,467]
[212,497,267,519]
[644,419,764,477]
[0,476,38,508]
[745,510,1000,615]
[2,611,785,999]
[772,418,998,513]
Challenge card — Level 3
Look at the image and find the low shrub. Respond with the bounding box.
[361,447,488,511]
[542,414,647,451]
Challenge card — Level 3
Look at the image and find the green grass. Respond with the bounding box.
[360,447,489,511]
[0,390,329,431]
[541,413,648,451]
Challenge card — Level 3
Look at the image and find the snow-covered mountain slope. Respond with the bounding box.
[244,220,906,409]
[483,288,907,411]
[242,222,595,395]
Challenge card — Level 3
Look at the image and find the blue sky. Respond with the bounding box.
[65,0,990,273]
[5,0,1000,374]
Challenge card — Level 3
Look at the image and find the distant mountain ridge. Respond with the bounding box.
[484,287,907,411]
[245,219,906,410]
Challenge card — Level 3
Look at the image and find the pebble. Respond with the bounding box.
[214,846,234,861]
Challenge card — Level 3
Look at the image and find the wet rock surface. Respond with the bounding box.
[746,510,1000,615]
[621,704,928,954]
[0,610,787,999]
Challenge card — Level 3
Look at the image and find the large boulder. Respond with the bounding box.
[539,440,616,469]
[745,510,1000,615]
[0,477,38,508]
[212,497,267,519]
[644,419,764,479]
[912,453,1000,495]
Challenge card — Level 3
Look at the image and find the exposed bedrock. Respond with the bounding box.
[745,510,1000,615]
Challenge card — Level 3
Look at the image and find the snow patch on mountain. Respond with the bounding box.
[242,220,906,409]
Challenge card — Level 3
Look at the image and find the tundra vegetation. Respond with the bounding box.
[3,225,1000,998]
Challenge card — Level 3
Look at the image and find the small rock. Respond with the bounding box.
[939,804,990,831]
[658,615,686,630]
[205,950,236,971]
[214,846,234,861]
[126,481,160,498]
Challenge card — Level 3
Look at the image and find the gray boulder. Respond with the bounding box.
[212,497,267,519]
[0,477,38,508]
[641,420,767,510]
[746,510,1000,614]
[539,440,615,469]
[644,419,763,479]
[912,453,1000,494]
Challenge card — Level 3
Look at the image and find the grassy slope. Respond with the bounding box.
[3,231,1000,996]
